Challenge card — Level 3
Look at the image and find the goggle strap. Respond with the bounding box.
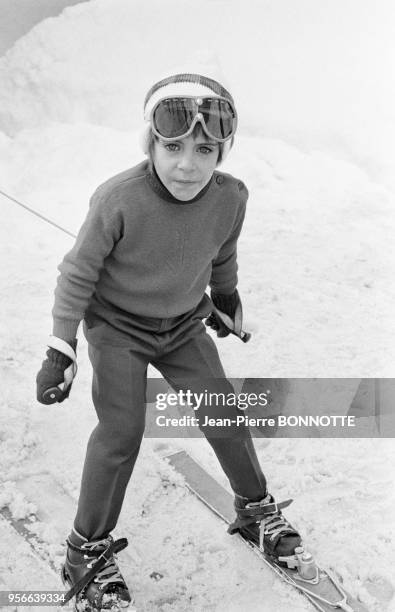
[144,73,234,109]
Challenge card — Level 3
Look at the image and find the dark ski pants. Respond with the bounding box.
[74,298,267,540]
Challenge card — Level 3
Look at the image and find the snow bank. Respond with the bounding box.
[1,0,395,190]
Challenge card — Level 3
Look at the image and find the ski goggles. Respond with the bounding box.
[149,96,237,143]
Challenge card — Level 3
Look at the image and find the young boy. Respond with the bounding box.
[36,73,301,611]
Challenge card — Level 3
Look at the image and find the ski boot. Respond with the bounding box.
[61,528,134,611]
[228,493,302,564]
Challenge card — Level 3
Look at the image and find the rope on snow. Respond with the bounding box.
[0,188,76,239]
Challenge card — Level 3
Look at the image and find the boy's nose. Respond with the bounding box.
[177,152,196,172]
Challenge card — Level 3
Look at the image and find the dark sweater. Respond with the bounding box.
[52,160,248,340]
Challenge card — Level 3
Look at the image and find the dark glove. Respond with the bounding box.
[36,339,77,404]
[205,290,240,338]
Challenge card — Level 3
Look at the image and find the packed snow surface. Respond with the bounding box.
[0,1,394,611]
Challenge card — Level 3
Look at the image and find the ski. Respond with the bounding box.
[166,450,369,612]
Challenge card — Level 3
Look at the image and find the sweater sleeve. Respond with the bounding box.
[209,181,248,295]
[52,187,124,341]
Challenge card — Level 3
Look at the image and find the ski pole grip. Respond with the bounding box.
[42,386,65,403]
[42,336,78,402]
[213,307,252,343]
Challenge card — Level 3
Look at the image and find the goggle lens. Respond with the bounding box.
[153,98,196,138]
[152,97,236,141]
[201,98,234,139]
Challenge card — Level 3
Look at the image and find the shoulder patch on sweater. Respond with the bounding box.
[213,171,249,204]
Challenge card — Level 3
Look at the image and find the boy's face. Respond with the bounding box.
[152,134,219,201]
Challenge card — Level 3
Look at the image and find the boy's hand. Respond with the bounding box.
[205,291,240,338]
[205,312,230,337]
[36,338,78,404]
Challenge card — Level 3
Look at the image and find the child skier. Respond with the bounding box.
[36,73,301,611]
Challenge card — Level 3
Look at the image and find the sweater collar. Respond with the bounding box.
[146,163,213,204]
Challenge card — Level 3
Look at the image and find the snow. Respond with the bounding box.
[0,1,394,611]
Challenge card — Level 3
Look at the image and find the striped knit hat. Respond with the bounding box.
[141,73,236,163]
